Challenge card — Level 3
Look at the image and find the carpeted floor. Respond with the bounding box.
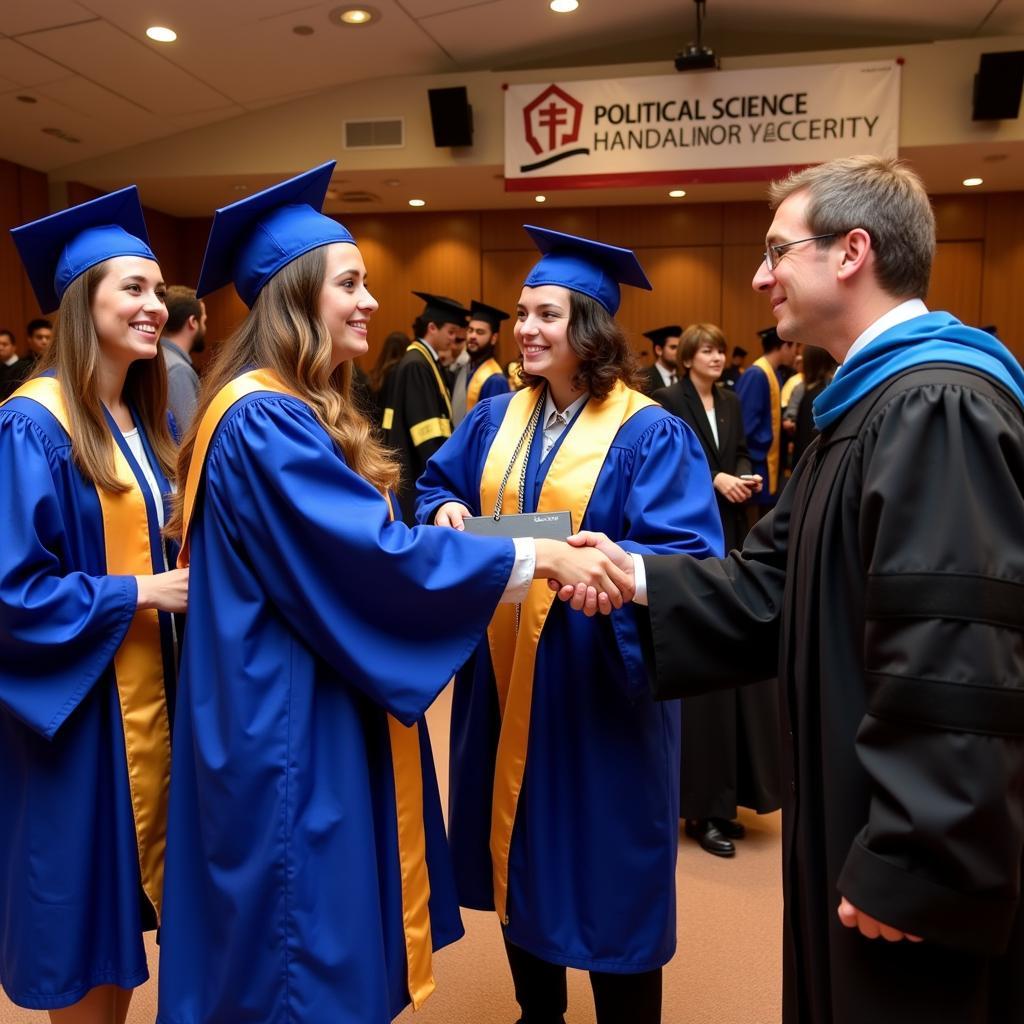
[1,684,782,1023]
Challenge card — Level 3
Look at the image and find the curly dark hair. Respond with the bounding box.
[516,291,644,399]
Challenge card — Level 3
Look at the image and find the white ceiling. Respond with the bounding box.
[1,0,1022,208]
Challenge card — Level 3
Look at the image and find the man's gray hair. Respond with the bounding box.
[768,155,935,300]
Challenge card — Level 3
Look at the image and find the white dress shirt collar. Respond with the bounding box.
[843,299,929,365]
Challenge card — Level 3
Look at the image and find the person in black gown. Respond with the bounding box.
[653,323,781,856]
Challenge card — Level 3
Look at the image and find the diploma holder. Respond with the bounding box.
[462,385,573,541]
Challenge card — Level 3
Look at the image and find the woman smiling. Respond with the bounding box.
[1,188,187,1024]
[416,227,723,1024]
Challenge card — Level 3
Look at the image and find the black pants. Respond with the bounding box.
[504,938,662,1024]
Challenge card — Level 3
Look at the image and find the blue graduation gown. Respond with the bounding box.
[472,365,510,403]
[156,393,516,1024]
[0,396,175,1010]
[416,392,723,972]
[735,363,779,505]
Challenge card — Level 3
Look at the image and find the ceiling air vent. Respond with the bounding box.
[339,190,381,204]
[344,118,404,149]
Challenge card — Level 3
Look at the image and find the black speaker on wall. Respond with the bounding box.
[427,86,473,147]
[972,51,1024,121]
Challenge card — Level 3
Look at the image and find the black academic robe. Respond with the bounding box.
[653,378,781,819]
[0,358,33,401]
[641,364,669,396]
[381,344,452,524]
[644,365,1024,1024]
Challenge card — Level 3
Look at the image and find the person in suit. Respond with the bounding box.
[640,325,681,394]
[653,322,782,857]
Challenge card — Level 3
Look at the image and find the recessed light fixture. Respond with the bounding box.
[962,177,983,187]
[408,198,426,207]
[383,178,401,187]
[330,6,380,26]
[550,0,579,12]
[534,195,547,203]
[146,26,177,42]
[668,189,686,198]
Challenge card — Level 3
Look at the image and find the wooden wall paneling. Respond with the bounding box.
[0,160,27,348]
[926,241,983,327]
[144,207,185,287]
[620,246,723,361]
[723,201,772,245]
[16,165,50,329]
[720,245,774,358]
[931,194,986,241]
[481,249,536,367]
[66,181,102,206]
[344,211,482,368]
[597,202,722,248]
[480,207,599,251]
[981,193,1024,363]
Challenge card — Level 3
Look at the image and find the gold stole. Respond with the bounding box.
[408,340,453,419]
[8,377,171,921]
[466,358,503,412]
[179,369,437,1009]
[480,381,654,924]
[753,356,781,493]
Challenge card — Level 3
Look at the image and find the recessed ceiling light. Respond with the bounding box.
[962,177,983,187]
[408,198,426,207]
[534,195,547,203]
[550,0,579,11]
[668,189,686,198]
[331,6,380,26]
[146,26,177,42]
[383,178,401,187]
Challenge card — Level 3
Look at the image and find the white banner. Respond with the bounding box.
[504,60,900,191]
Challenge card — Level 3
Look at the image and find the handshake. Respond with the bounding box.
[537,533,635,616]
[435,502,635,616]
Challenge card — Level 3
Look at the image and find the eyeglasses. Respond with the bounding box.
[762,233,838,271]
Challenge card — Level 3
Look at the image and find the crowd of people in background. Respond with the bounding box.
[2,154,1022,1024]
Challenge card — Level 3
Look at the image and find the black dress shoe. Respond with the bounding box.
[684,819,735,857]
[711,817,746,840]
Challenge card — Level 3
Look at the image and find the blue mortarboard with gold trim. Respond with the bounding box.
[522,225,652,316]
[11,186,155,313]
[196,161,354,307]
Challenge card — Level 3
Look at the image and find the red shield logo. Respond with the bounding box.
[523,84,584,156]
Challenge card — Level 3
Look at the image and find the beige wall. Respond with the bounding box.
[50,34,1024,187]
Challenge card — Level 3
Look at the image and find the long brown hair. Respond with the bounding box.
[34,261,176,493]
[517,291,644,399]
[166,245,398,540]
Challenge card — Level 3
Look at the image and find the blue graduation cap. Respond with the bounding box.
[11,186,155,313]
[522,225,652,316]
[196,162,354,307]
